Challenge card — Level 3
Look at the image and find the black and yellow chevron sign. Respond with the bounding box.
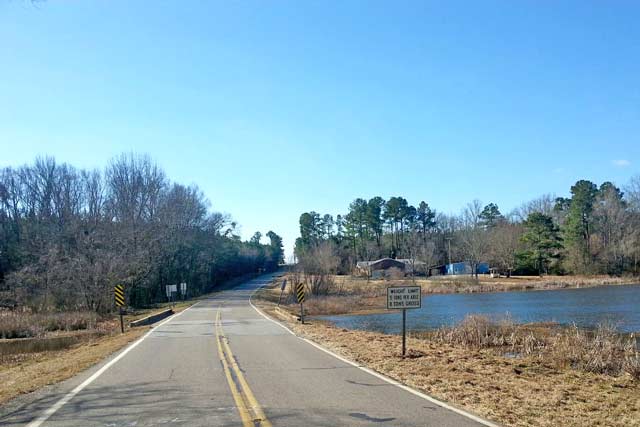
[114,284,125,307]
[295,283,305,303]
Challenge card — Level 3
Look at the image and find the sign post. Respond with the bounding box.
[295,283,306,324]
[402,307,407,356]
[166,284,177,306]
[114,284,125,334]
[386,286,421,357]
[277,279,287,306]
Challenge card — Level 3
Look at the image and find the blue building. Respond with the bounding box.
[445,262,490,275]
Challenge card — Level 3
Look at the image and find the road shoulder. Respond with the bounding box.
[249,293,501,427]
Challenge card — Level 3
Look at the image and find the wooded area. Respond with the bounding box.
[0,154,284,313]
[295,178,640,278]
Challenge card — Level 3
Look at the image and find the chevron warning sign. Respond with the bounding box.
[114,284,125,307]
[295,283,305,304]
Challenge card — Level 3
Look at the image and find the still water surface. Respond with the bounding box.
[320,284,640,334]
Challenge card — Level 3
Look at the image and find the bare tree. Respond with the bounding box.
[509,194,557,222]
[623,175,640,273]
[459,200,490,278]
[488,223,523,277]
[625,175,640,212]
[297,241,339,295]
[405,231,436,282]
[0,154,284,312]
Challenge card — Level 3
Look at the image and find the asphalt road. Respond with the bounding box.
[1,274,494,427]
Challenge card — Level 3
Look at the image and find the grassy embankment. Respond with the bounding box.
[0,301,192,405]
[268,273,636,316]
[255,276,640,427]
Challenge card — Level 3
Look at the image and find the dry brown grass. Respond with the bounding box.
[255,299,640,427]
[0,331,106,363]
[296,295,383,316]
[0,310,99,339]
[428,315,640,379]
[0,327,148,404]
[549,324,640,378]
[429,315,547,354]
[263,275,388,316]
[381,274,633,295]
[340,273,634,294]
[257,277,379,316]
[0,303,195,405]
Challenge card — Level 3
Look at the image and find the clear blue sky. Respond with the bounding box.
[1,1,639,258]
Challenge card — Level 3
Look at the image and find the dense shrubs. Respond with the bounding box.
[0,310,98,339]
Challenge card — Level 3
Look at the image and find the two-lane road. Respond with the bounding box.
[1,275,494,427]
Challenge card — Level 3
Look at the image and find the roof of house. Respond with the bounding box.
[358,258,427,267]
[395,259,427,265]
[356,258,416,270]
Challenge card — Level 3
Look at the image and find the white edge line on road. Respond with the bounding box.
[26,303,198,427]
[248,298,296,336]
[248,281,501,427]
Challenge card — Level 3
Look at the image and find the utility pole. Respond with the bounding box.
[446,237,452,274]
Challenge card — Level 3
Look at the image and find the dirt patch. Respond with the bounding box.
[255,298,640,427]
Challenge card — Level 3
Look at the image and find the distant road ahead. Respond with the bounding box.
[1,274,494,427]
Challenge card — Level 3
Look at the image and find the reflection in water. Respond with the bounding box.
[320,284,640,334]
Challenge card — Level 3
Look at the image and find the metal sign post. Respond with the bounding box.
[114,284,125,334]
[402,308,407,356]
[295,283,306,324]
[277,279,287,306]
[386,285,421,357]
[166,284,177,307]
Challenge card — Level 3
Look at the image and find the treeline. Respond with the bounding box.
[295,178,640,277]
[0,154,284,313]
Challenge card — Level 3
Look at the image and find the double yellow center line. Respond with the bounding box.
[215,309,272,427]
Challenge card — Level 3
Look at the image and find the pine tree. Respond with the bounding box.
[520,213,562,275]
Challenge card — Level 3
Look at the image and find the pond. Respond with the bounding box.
[319,284,640,334]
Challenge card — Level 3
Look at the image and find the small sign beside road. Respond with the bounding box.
[166,284,178,307]
[386,286,421,310]
[386,285,422,357]
[114,284,125,307]
[295,283,306,303]
[295,283,306,324]
[114,284,125,333]
[166,284,177,298]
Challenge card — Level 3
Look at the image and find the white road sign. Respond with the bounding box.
[387,286,421,309]
[180,282,187,293]
[166,284,177,298]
